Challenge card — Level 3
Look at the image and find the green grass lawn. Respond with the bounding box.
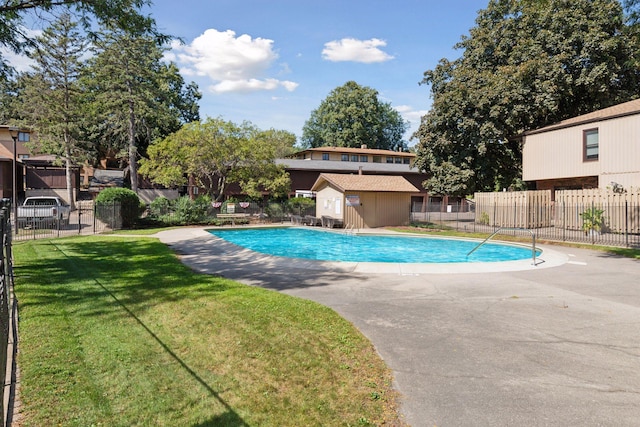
[13,236,402,426]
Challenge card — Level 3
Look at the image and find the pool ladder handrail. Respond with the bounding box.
[467,227,537,265]
[343,223,356,235]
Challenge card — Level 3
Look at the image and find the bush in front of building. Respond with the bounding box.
[286,197,316,216]
[95,188,145,229]
[174,195,212,224]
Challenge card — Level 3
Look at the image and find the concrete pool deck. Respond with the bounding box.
[156,226,640,426]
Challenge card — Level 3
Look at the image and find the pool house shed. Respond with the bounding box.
[311,173,420,228]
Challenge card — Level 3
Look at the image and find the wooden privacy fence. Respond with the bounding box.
[555,189,640,233]
[474,190,552,228]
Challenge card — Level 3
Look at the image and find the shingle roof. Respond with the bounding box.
[292,146,415,157]
[89,169,125,189]
[311,173,420,193]
[525,98,640,135]
[275,158,420,173]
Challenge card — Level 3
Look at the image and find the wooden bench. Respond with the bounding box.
[216,213,250,225]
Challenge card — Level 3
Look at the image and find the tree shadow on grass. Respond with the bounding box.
[14,238,236,315]
[14,237,250,426]
[192,411,248,427]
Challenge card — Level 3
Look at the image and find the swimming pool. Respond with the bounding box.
[208,227,539,264]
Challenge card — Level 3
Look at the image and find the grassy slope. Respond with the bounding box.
[13,236,402,426]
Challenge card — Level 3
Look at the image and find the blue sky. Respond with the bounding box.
[7,0,488,145]
[149,0,488,144]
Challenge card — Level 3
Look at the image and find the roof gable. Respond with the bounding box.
[525,98,640,135]
[311,173,419,193]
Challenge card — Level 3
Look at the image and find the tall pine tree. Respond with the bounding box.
[19,12,88,209]
[82,27,200,193]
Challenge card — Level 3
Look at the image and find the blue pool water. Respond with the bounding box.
[208,227,539,263]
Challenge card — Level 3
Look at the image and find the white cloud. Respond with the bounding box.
[210,78,298,93]
[1,27,42,73]
[322,38,394,63]
[394,104,429,143]
[395,105,428,125]
[172,29,299,94]
[1,48,35,73]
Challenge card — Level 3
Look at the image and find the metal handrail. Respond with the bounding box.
[467,227,537,265]
[343,223,356,235]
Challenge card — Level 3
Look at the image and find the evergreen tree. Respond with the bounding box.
[0,0,159,78]
[82,27,200,193]
[18,12,88,209]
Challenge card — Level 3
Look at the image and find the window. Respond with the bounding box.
[18,132,30,142]
[341,154,349,161]
[403,157,411,164]
[372,156,382,163]
[584,128,599,161]
[351,154,358,162]
[360,155,368,162]
[386,156,394,163]
[394,157,402,164]
[322,153,329,160]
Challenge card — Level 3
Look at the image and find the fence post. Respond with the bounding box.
[625,200,629,248]
[562,201,566,242]
[591,200,595,245]
[493,201,497,231]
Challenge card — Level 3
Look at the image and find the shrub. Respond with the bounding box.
[264,202,284,220]
[286,197,316,215]
[95,188,144,228]
[174,195,211,224]
[478,211,490,225]
[580,207,605,235]
[149,196,173,217]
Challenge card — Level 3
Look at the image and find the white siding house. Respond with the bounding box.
[522,99,640,192]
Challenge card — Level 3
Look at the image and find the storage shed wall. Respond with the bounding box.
[344,192,411,228]
[314,184,344,220]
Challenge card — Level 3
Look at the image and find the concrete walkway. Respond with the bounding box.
[156,227,640,427]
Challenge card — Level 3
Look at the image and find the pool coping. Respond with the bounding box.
[157,226,569,274]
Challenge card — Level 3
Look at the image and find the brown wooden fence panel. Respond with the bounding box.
[474,190,552,228]
[556,189,640,233]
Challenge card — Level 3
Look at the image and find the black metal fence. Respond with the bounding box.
[10,199,317,241]
[411,200,640,248]
[146,199,316,226]
[12,201,119,242]
[0,199,15,425]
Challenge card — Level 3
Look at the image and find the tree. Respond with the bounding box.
[139,118,291,201]
[17,12,88,209]
[259,128,298,158]
[301,81,408,151]
[0,0,158,78]
[81,27,200,193]
[414,0,640,195]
